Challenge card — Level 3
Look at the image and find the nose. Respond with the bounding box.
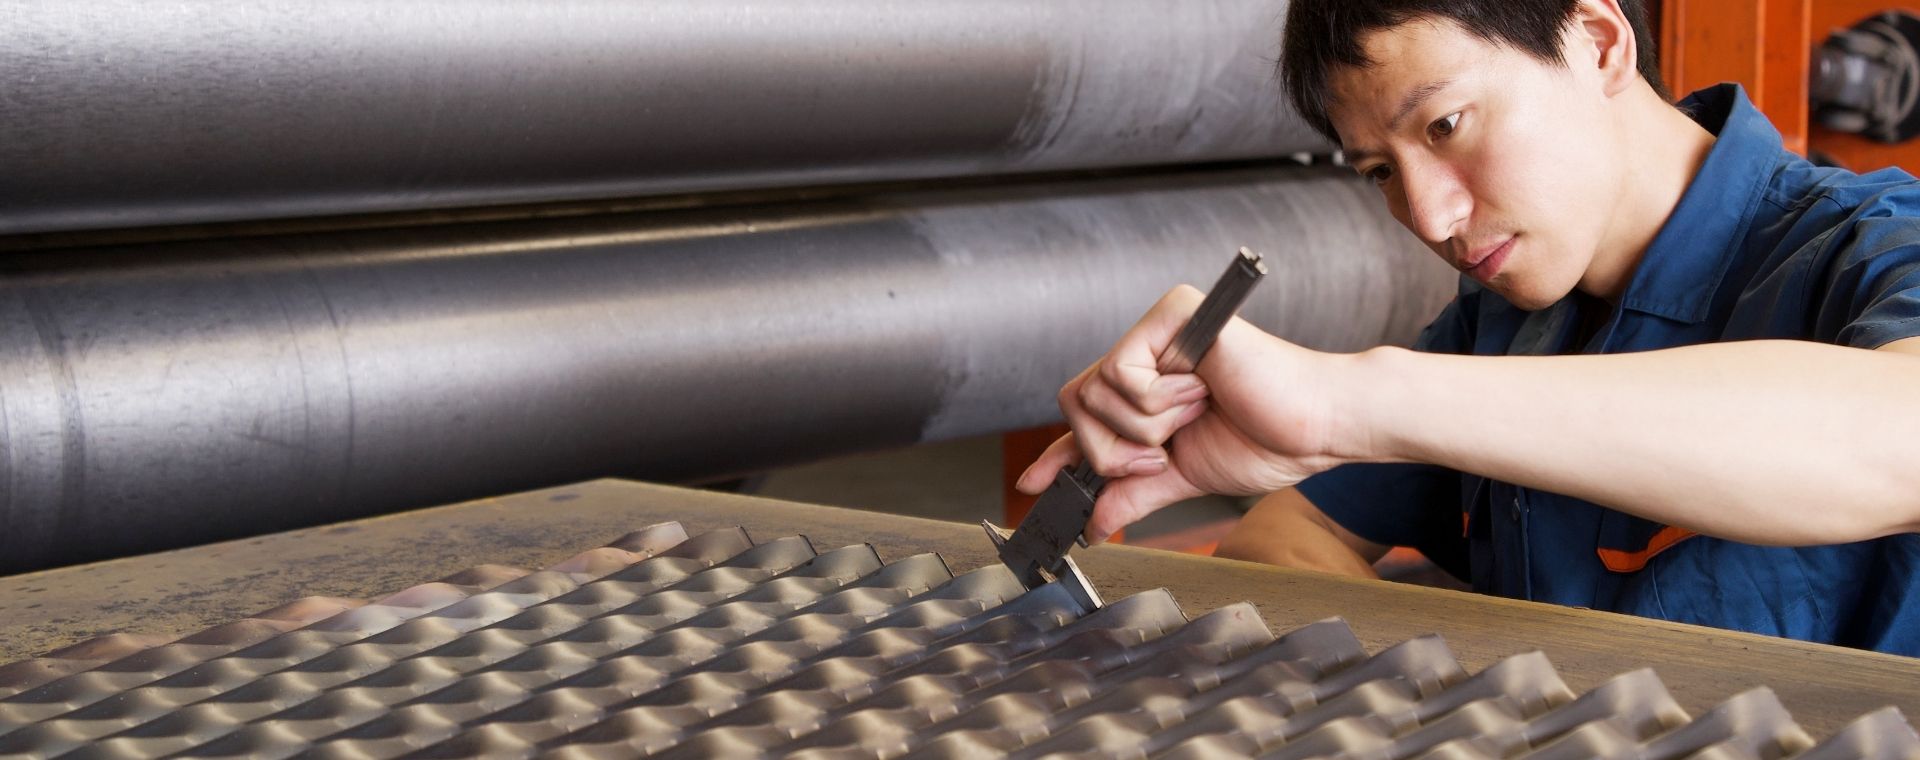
[1393,159,1471,247]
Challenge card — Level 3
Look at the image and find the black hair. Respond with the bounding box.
[1280,0,1669,145]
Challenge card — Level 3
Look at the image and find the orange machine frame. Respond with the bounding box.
[1664,0,1920,171]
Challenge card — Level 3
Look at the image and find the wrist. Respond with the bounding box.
[1325,345,1415,463]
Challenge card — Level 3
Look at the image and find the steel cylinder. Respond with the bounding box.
[0,166,1451,572]
[0,0,1322,235]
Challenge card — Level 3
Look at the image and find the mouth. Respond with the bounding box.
[1459,237,1515,283]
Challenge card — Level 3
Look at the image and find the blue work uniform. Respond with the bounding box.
[1297,84,1920,655]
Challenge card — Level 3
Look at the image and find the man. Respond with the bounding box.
[1018,0,1920,654]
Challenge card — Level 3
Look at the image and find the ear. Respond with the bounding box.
[1568,0,1639,97]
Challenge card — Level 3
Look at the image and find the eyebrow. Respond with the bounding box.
[1341,78,1456,169]
[1387,78,1455,131]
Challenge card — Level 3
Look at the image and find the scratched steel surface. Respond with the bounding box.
[0,524,1914,759]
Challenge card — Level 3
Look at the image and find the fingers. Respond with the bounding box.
[1055,289,1213,477]
[1059,370,1171,478]
[1015,427,1182,496]
[1097,358,1207,415]
[1018,431,1202,546]
[1036,284,1229,484]
[1136,284,1209,360]
[1097,285,1208,401]
[1083,465,1205,545]
[1076,374,1208,447]
[1015,434,1080,495]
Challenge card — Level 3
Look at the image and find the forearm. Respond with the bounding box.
[1347,340,1920,544]
[1215,489,1384,578]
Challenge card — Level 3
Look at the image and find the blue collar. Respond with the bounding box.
[1617,84,1781,324]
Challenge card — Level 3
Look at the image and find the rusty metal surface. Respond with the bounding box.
[2,480,1918,742]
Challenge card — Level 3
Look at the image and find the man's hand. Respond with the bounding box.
[1020,282,1920,551]
[1015,285,1363,544]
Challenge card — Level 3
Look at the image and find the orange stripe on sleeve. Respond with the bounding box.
[1595,525,1698,573]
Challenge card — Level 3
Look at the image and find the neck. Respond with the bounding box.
[1578,85,1717,304]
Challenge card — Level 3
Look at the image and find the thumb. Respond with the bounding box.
[1084,467,1205,545]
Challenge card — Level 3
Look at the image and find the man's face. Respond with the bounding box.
[1327,19,1626,310]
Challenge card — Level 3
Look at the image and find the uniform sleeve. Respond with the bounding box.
[1294,296,1471,550]
[1296,462,1461,548]
[1814,190,1920,349]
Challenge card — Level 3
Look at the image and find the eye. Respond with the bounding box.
[1363,164,1395,185]
[1429,111,1462,139]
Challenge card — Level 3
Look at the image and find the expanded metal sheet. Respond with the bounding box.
[0,524,1913,759]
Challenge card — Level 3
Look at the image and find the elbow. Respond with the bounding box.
[1793,463,1920,544]
[1869,469,1920,539]
[1810,496,1920,544]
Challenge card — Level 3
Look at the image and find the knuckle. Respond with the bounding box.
[1085,440,1127,472]
[1117,417,1158,446]
[1143,420,1175,446]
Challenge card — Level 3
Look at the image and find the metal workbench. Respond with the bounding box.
[2,479,1915,739]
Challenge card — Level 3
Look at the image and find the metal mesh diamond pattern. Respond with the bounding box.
[0,523,1914,759]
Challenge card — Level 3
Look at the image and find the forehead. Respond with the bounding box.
[1325,19,1509,132]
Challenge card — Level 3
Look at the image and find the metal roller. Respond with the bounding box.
[0,166,1451,572]
[0,0,1323,235]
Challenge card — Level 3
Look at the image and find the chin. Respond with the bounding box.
[1489,279,1568,311]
